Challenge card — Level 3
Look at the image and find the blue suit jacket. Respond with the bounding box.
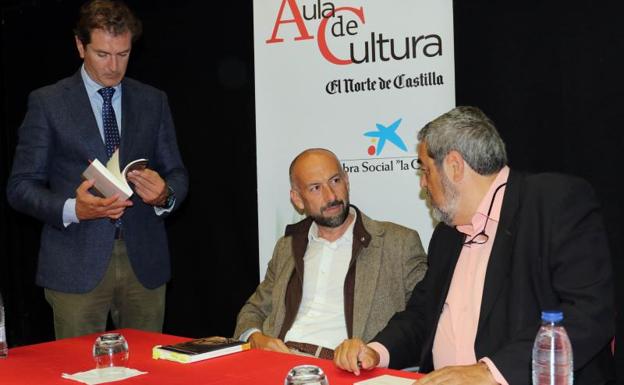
[7,71,189,293]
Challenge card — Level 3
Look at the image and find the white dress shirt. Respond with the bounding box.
[283,209,356,349]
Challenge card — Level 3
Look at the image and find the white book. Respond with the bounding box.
[81,149,148,200]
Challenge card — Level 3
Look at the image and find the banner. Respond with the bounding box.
[254,0,455,277]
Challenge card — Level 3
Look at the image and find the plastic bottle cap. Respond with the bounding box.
[541,310,563,322]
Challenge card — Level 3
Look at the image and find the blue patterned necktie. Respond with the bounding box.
[98,87,122,231]
[98,87,120,159]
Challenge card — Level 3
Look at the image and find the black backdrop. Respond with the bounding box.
[1,0,622,381]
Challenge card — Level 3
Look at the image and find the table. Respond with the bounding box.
[0,329,422,384]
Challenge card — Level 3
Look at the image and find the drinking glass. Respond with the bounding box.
[284,365,329,385]
[93,332,129,368]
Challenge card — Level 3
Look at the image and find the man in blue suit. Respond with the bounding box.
[7,0,188,339]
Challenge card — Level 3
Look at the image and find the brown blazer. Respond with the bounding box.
[234,206,427,347]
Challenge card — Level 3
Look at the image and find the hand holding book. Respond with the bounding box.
[75,179,133,221]
[82,149,148,200]
[125,167,171,207]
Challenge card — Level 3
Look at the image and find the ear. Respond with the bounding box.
[75,36,86,59]
[290,189,304,213]
[443,150,465,183]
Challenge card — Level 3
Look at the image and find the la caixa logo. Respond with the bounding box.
[364,118,407,156]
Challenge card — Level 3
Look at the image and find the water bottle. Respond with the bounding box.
[0,293,7,358]
[532,310,573,385]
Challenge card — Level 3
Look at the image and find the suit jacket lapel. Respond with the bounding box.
[477,170,523,335]
[433,231,463,319]
[421,227,463,368]
[65,71,107,162]
[272,256,296,337]
[352,225,382,338]
[120,80,138,166]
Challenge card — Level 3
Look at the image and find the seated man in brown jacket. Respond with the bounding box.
[234,148,427,359]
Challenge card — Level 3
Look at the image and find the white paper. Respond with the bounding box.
[61,367,147,385]
[354,374,417,385]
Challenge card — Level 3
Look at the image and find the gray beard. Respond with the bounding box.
[432,205,454,226]
[311,201,349,228]
[429,172,458,226]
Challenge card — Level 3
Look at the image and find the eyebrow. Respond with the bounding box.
[303,173,341,188]
[93,48,131,55]
[328,173,341,180]
[303,182,320,191]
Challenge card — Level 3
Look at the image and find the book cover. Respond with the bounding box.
[152,336,250,364]
[81,149,148,200]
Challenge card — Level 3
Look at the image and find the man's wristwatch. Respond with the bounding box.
[158,185,175,208]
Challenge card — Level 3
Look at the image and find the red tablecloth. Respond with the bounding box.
[0,329,421,384]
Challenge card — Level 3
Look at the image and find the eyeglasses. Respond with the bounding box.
[463,182,508,246]
[416,165,430,177]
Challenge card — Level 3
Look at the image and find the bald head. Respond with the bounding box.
[289,148,343,189]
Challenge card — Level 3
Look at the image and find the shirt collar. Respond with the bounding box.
[80,64,122,98]
[456,166,510,237]
[308,207,356,246]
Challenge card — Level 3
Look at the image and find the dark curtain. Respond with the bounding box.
[0,0,259,343]
[1,0,622,382]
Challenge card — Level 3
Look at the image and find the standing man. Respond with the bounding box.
[7,0,188,339]
[234,148,427,359]
[334,107,615,385]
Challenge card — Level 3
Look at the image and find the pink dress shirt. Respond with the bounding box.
[372,166,510,385]
[431,166,510,383]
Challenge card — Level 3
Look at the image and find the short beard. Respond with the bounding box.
[311,200,349,228]
[428,171,458,226]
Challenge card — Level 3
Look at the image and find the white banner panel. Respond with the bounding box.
[254,0,455,277]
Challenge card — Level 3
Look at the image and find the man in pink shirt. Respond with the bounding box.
[334,106,615,385]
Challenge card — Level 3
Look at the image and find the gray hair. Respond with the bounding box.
[417,106,507,175]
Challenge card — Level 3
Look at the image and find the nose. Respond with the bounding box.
[419,174,427,189]
[322,184,337,202]
[108,55,119,73]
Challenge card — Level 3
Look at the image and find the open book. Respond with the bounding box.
[152,336,250,364]
[82,149,148,200]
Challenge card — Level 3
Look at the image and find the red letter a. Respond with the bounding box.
[266,0,314,44]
